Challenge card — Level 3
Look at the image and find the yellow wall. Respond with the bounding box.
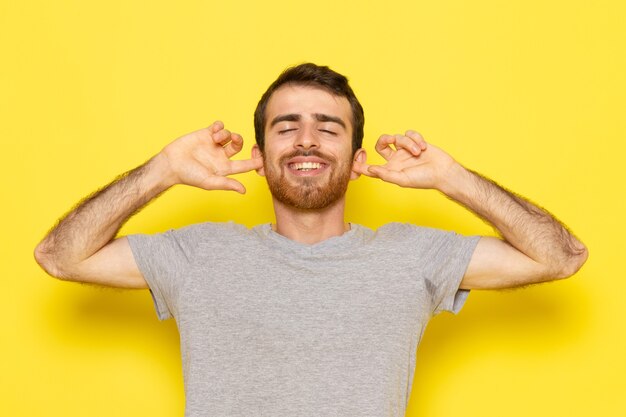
[2,0,623,415]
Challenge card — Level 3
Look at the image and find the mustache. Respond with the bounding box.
[277,149,337,164]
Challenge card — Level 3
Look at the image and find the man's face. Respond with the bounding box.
[257,84,360,210]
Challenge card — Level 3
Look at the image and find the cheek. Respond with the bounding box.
[264,139,290,157]
[335,143,355,163]
[321,137,350,153]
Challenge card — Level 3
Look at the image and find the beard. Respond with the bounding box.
[263,149,352,210]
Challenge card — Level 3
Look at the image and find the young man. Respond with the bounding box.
[34,63,588,416]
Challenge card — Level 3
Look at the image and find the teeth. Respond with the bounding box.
[292,162,322,171]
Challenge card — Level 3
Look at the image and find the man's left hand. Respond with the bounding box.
[353,130,458,191]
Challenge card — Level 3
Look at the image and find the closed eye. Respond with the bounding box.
[279,128,297,134]
[319,129,337,135]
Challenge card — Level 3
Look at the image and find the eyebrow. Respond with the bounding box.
[270,113,347,129]
[270,114,301,127]
[314,113,346,129]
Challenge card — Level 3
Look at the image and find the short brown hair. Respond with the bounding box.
[254,63,364,155]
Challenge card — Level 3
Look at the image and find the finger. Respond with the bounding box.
[229,157,264,174]
[212,128,233,146]
[352,161,376,177]
[223,132,243,158]
[367,165,408,186]
[210,120,224,132]
[405,130,427,151]
[375,134,396,160]
[220,177,246,194]
[201,176,246,194]
[393,134,423,156]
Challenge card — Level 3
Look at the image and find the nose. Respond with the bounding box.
[294,125,319,150]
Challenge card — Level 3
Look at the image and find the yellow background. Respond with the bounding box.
[2,0,624,415]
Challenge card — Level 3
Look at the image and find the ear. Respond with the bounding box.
[351,148,367,180]
[251,144,265,176]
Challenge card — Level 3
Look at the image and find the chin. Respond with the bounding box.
[268,178,349,210]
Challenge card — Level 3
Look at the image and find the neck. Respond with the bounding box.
[272,197,349,245]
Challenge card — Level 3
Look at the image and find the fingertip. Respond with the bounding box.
[353,164,377,178]
[230,183,246,194]
[351,162,363,175]
[232,135,244,147]
[410,132,427,149]
[213,129,231,143]
[211,120,224,131]
[367,165,381,177]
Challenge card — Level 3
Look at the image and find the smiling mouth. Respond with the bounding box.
[289,162,324,171]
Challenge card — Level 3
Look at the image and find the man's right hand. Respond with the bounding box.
[34,121,263,288]
[159,121,263,193]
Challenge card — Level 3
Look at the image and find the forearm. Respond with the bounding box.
[439,163,588,278]
[35,153,174,277]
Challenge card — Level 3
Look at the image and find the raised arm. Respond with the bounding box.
[352,131,588,289]
[34,121,263,288]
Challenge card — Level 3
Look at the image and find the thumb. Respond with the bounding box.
[367,165,406,186]
[352,161,373,177]
[199,176,247,194]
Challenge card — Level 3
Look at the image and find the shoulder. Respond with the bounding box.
[176,221,249,236]
[128,221,251,251]
[374,222,451,241]
[372,222,479,253]
[168,221,252,245]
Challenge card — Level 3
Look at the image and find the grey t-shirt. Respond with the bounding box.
[127,222,480,417]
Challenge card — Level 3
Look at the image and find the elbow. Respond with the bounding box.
[553,244,589,280]
[34,243,67,280]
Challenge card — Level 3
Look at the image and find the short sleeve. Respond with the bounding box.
[127,225,200,320]
[425,230,480,315]
[379,223,480,316]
